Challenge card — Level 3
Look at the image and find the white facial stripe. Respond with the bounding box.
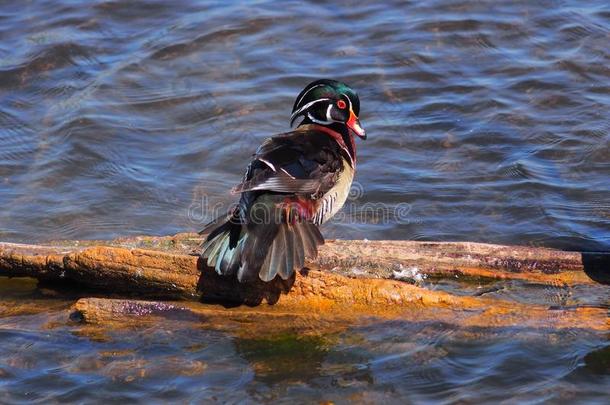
[290,97,330,125]
[342,93,353,111]
[327,104,348,124]
[307,112,333,125]
[295,84,325,109]
[326,104,333,122]
[293,92,359,128]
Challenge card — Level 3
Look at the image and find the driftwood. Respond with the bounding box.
[70,295,608,332]
[1,233,608,331]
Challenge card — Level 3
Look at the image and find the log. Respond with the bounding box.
[1,234,608,331]
[72,297,609,332]
[70,297,353,337]
[0,233,605,292]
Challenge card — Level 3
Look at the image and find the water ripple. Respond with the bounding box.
[0,0,609,398]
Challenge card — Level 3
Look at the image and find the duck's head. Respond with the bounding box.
[290,79,366,140]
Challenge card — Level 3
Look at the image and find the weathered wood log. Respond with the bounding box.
[70,297,352,336]
[319,239,608,285]
[1,233,605,293]
[1,234,608,326]
[72,296,609,332]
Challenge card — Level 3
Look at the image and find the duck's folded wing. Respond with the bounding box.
[231,169,336,195]
[231,130,343,196]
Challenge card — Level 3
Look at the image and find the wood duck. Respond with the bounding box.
[200,79,366,282]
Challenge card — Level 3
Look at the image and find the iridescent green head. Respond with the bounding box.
[290,79,366,139]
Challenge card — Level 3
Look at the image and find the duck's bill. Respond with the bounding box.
[347,110,366,139]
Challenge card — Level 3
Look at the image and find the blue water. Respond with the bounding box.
[0,0,608,402]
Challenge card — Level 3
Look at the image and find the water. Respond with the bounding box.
[0,0,609,402]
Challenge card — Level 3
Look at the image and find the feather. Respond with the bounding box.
[214,235,231,274]
[237,261,249,283]
[295,222,315,258]
[232,174,322,195]
[292,224,305,268]
[206,234,226,269]
[231,128,346,198]
[282,226,295,280]
[225,236,246,276]
[260,227,285,282]
[303,222,324,259]
[201,233,222,259]
[258,244,273,282]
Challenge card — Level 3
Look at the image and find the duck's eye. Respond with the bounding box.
[336,100,347,109]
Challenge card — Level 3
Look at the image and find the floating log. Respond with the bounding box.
[0,233,605,293]
[1,234,608,331]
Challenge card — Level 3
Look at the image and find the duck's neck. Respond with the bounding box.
[301,123,356,167]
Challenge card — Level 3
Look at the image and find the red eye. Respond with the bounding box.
[337,100,347,109]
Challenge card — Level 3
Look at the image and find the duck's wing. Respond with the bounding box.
[231,129,345,197]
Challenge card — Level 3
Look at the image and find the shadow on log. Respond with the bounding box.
[196,257,295,306]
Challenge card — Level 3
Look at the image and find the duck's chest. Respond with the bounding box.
[312,158,354,225]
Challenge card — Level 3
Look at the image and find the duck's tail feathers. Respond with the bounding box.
[200,210,245,277]
[256,221,324,282]
[201,217,324,283]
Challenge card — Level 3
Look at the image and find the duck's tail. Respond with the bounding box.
[200,209,324,283]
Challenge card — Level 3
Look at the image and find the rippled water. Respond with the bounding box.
[1,0,609,402]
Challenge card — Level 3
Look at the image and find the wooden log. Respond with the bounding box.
[70,297,352,337]
[81,233,610,285]
[318,239,607,285]
[1,234,608,330]
[71,297,609,332]
[0,234,605,297]
[0,242,201,299]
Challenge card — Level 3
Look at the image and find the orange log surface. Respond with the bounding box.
[1,234,608,331]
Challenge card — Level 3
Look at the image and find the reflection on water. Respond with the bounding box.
[0,279,608,403]
[1,0,609,401]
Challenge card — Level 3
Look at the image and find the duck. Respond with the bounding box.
[200,79,366,283]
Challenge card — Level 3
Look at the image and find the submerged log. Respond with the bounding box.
[70,294,609,332]
[1,233,608,331]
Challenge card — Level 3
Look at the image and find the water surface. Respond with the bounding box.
[0,0,609,402]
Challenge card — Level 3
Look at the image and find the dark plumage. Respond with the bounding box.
[200,79,366,282]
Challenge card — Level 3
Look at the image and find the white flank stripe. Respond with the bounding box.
[257,157,276,171]
[280,168,295,179]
